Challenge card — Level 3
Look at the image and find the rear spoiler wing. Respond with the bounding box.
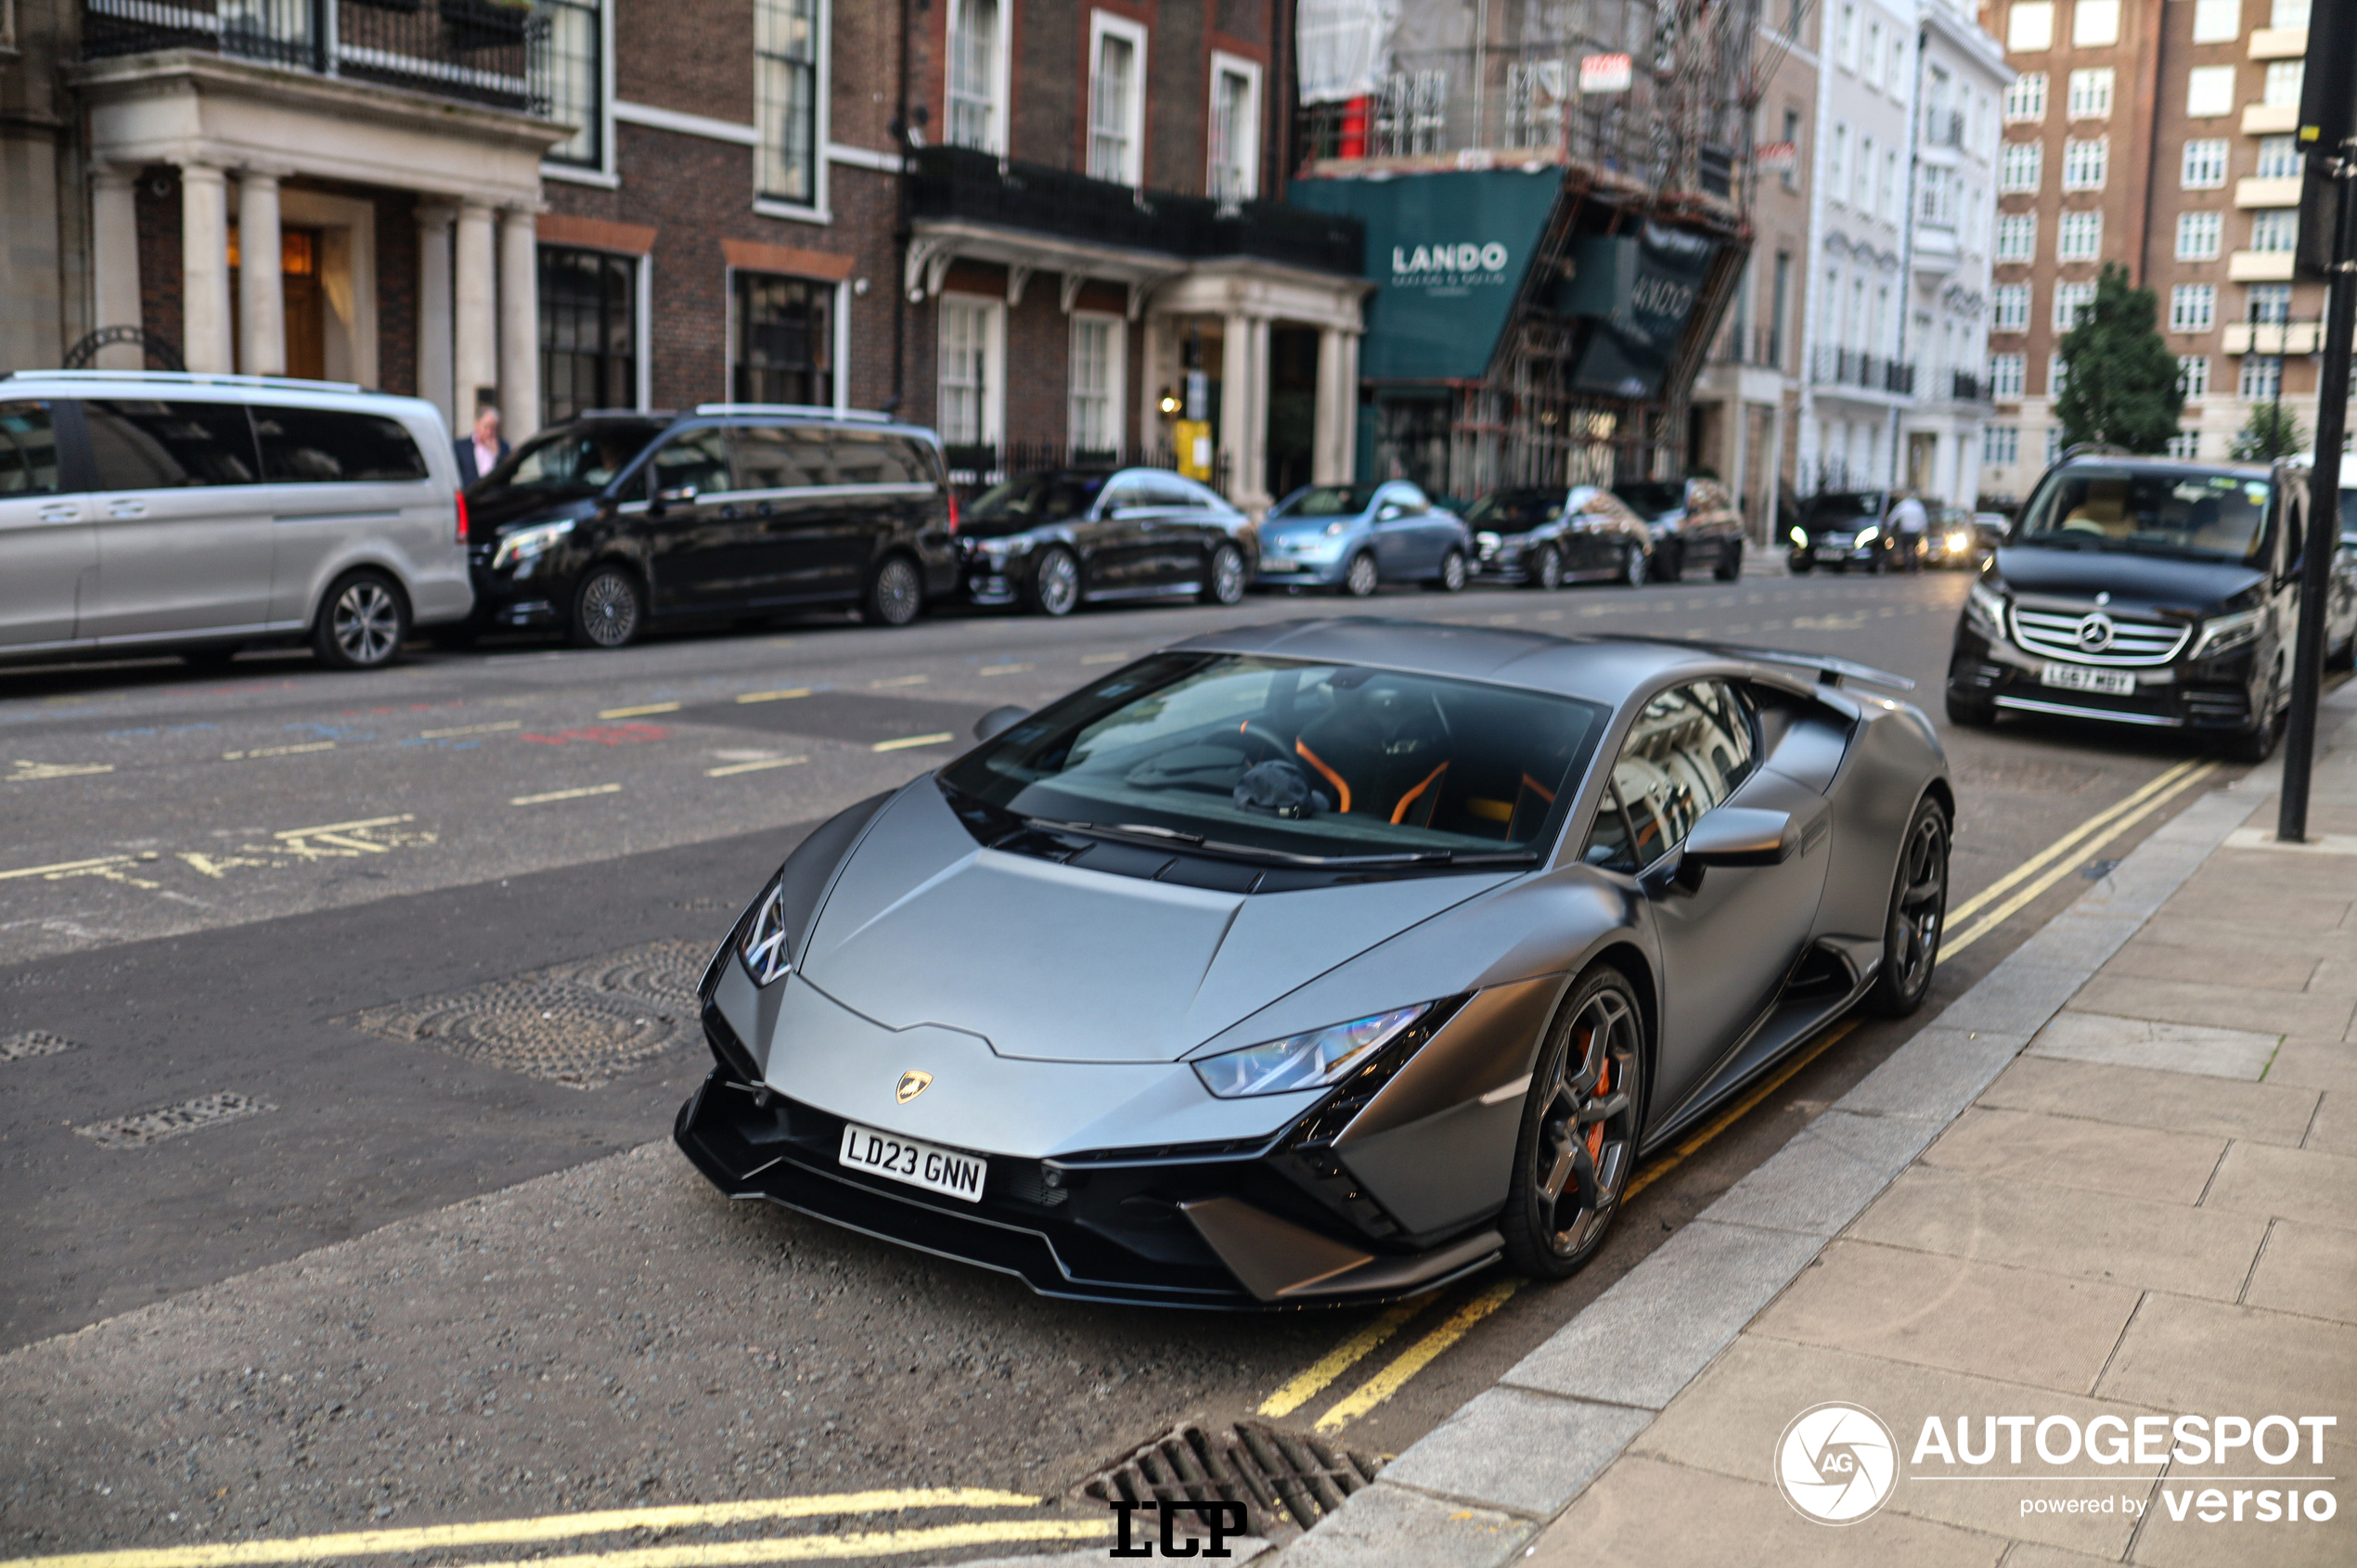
[1730,647,1916,692]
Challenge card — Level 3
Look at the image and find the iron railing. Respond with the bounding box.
[1948,368,1991,403]
[943,437,1233,500]
[1810,346,1915,394]
[1712,323,1784,369]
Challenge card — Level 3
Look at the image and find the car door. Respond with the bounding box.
[627,426,736,614]
[1582,681,1829,1110]
[252,403,437,626]
[1560,489,1620,577]
[1371,483,1436,578]
[1130,473,1213,587]
[0,397,96,651]
[728,423,839,603]
[1083,473,1161,595]
[79,397,276,642]
[826,429,932,596]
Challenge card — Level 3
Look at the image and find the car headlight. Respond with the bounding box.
[1855,525,1880,546]
[1192,1003,1434,1099]
[1789,526,1809,546]
[1323,520,1349,536]
[491,519,574,571]
[2189,607,2262,660]
[1946,531,1970,553]
[1965,579,2006,636]
[737,878,793,985]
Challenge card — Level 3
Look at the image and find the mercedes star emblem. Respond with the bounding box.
[2075,612,2116,651]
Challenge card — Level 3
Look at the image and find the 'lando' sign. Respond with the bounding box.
[1392,241,1514,284]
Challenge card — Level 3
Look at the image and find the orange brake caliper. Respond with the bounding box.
[1585,1055,1610,1165]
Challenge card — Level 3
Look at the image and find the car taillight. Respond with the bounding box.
[947,490,960,536]
[455,489,470,545]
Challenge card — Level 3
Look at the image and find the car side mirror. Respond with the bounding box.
[1683,806,1798,867]
[972,704,1030,742]
[649,484,697,516]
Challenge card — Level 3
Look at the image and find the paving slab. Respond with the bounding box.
[2096,1292,2357,1416]
[2064,976,2354,1047]
[2003,1546,2132,1568]
[1374,1388,1652,1519]
[1703,1110,1939,1237]
[1934,961,2103,1038]
[2244,1217,2357,1321]
[1280,1482,1528,1568]
[2199,1140,2357,1231]
[1978,1056,2320,1147]
[2301,1091,2356,1156]
[1921,1106,2225,1206]
[1833,1030,2032,1123]
[2025,1011,2281,1081]
[2260,1036,2357,1096]
[2100,938,2321,993]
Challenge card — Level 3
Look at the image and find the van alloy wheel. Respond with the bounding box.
[314,572,409,670]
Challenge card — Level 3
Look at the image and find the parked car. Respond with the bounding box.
[1925,504,1982,569]
[1787,490,1904,573]
[461,405,959,647]
[958,468,1252,616]
[1466,483,1655,587]
[0,369,470,671]
[1256,481,1471,596]
[1611,477,1745,581]
[675,622,1952,1305]
[1947,455,2356,760]
[1971,510,2013,555]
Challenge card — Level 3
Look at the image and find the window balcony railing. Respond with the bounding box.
[908,144,1365,276]
[1810,346,1916,394]
[1713,323,1784,369]
[1922,109,1965,148]
[1948,368,1991,403]
[83,0,545,115]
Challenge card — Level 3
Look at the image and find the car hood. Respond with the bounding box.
[1262,518,1358,540]
[466,488,600,535]
[794,783,1516,1063]
[1993,546,2261,612]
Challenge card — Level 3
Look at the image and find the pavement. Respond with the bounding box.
[1265,684,2357,1568]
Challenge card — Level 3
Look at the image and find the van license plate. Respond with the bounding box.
[839,1122,986,1202]
[2040,662,2136,697]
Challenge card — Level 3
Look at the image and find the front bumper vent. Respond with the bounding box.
[1083,1420,1383,1541]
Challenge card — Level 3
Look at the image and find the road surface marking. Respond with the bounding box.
[419,721,523,739]
[599,701,681,719]
[978,663,1034,675]
[708,756,808,777]
[0,854,137,882]
[1942,756,2204,927]
[1312,1280,1521,1433]
[1080,651,1130,664]
[872,733,954,752]
[449,1523,1106,1568]
[8,760,113,780]
[869,675,930,688]
[0,1489,1055,1568]
[738,688,813,704]
[1256,1302,1430,1418]
[221,741,336,761]
[1623,1019,1862,1202]
[510,783,624,805]
[273,815,414,840]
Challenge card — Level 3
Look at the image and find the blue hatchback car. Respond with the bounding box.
[1255,481,1473,597]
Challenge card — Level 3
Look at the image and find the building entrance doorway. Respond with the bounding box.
[228,226,326,379]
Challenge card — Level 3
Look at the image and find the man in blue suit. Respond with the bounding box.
[454,404,509,484]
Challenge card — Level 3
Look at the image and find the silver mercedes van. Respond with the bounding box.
[0,371,472,671]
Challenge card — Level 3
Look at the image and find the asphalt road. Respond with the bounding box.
[0,565,2259,1562]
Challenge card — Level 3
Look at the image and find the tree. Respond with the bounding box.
[2054,263,2184,454]
[2231,401,2306,462]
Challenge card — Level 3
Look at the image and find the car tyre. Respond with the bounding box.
[313,569,409,670]
[1714,539,1743,581]
[1342,551,1380,598]
[1529,544,1564,590]
[1789,556,1814,575]
[861,552,924,626]
[2227,710,2283,764]
[1202,543,1248,606]
[1500,965,1647,1279]
[1655,541,1683,583]
[1865,797,1950,1018]
[2327,633,2355,675]
[1436,548,1468,594]
[569,563,644,649]
[1621,544,1648,588]
[1944,689,1996,727]
[1024,545,1081,616]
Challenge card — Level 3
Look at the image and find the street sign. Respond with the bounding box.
[1580,54,1633,94]
[1757,141,1798,174]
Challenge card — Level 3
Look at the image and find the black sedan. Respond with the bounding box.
[958,469,1253,616]
[1787,490,1905,573]
[1613,477,1747,582]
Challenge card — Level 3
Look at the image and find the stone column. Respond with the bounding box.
[90,166,144,368]
[1337,331,1359,482]
[453,201,498,426]
[179,162,233,374]
[1235,315,1272,511]
[415,203,457,428]
[1219,311,1253,505]
[237,169,285,377]
[1311,327,1346,483]
[497,206,540,441]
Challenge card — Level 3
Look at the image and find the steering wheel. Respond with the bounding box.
[1232,722,1293,762]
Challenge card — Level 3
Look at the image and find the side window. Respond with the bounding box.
[0,401,61,495]
[647,428,731,498]
[252,407,429,483]
[85,401,260,489]
[1138,474,1202,508]
[1099,476,1149,515]
[1688,681,1758,796]
[1385,484,1430,515]
[730,425,831,490]
[831,431,921,485]
[1611,683,1751,858]
[1581,784,1642,871]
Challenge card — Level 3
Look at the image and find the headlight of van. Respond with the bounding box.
[2189,607,2261,661]
[1854,525,1880,546]
[491,519,574,571]
[1789,526,1809,546]
[1965,580,2006,636]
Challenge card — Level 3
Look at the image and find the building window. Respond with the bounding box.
[947,0,1007,153]
[2073,0,2120,46]
[2178,355,2210,397]
[733,273,834,405]
[2001,141,2043,190]
[2067,69,2114,120]
[2167,431,2202,459]
[2009,2,2054,51]
[1990,353,2027,398]
[1088,13,1147,186]
[1067,314,1124,456]
[1885,148,1902,222]
[539,247,637,423]
[1781,109,1804,191]
[1770,251,1791,367]
[2255,135,2300,178]
[2186,65,2236,118]
[1208,54,1262,201]
[538,0,603,169]
[2239,354,2283,400]
[1831,123,1850,202]
[2177,211,2223,259]
[2272,0,2311,26]
[1984,425,2020,464]
[2054,280,2096,329]
[2192,0,2241,42]
[937,295,1001,449]
[2170,282,2217,331]
[2183,138,2229,186]
[2063,138,2108,190]
[1860,135,1877,206]
[2049,353,2069,394]
[1889,35,1909,99]
[1838,2,1859,67]
[2005,71,2048,121]
[1997,212,2038,260]
[2248,283,2293,323]
[2263,60,2304,106]
[1919,165,1958,226]
[755,0,822,205]
[2250,209,2299,251]
[2057,209,2104,259]
[1864,19,1884,88]
[1994,283,2031,331]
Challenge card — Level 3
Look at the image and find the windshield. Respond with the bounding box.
[965,471,1109,526]
[483,421,662,496]
[1463,489,1565,531]
[2016,467,2273,563]
[1803,491,1887,524]
[1272,483,1383,520]
[939,653,1608,865]
[1612,482,1686,520]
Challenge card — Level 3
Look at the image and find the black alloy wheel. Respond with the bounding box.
[1024,546,1081,616]
[1500,966,1646,1278]
[569,562,644,649]
[862,553,924,626]
[1790,555,1814,575]
[1202,543,1248,605]
[1866,797,1950,1017]
[1715,539,1744,581]
[1622,543,1649,587]
[1343,551,1380,598]
[1436,548,1468,593]
[1530,544,1564,590]
[313,570,409,670]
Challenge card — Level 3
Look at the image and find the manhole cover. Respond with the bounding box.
[340,938,706,1088]
[76,1092,276,1150]
[1082,1420,1383,1541]
[2,1031,80,1062]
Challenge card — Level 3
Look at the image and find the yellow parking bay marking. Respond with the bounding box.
[1313,1279,1521,1433]
[0,1488,1056,1568]
[222,741,336,761]
[1257,1301,1431,1418]
[737,688,812,704]
[1622,1019,1862,1203]
[434,1523,1103,1568]
[1942,756,2204,930]
[869,674,931,688]
[419,720,523,739]
[872,732,954,752]
[1080,651,1130,664]
[0,854,137,882]
[511,783,624,806]
[979,662,1035,675]
[600,701,681,719]
[9,760,114,780]
[708,756,808,777]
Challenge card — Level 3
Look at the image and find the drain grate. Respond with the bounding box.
[76,1092,276,1150]
[3,1031,81,1062]
[339,939,705,1088]
[1082,1420,1383,1540]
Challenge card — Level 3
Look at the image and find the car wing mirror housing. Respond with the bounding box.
[1684,805,1799,867]
[973,704,1031,742]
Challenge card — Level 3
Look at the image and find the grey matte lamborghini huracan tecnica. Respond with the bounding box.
[674,619,1955,1308]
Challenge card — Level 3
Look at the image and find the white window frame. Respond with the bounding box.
[2239,354,2283,401]
[1996,211,2037,260]
[1067,311,1127,455]
[2008,2,2054,51]
[1989,353,2027,398]
[1884,148,1902,223]
[937,293,1006,448]
[2057,208,2104,259]
[2178,355,2210,398]
[753,0,833,223]
[2255,135,2300,179]
[1860,134,1877,208]
[2271,0,2311,27]
[2062,137,2108,191]
[2249,208,2299,252]
[1865,18,1884,89]
[2177,211,2222,260]
[946,0,1013,155]
[2001,140,2042,192]
[1832,122,1851,203]
[2170,283,2216,332]
[1088,10,1149,188]
[2192,0,2241,42]
[722,267,850,413]
[2072,0,2120,47]
[2049,352,2069,394]
[1993,282,2031,331]
[2263,61,2305,108]
[2067,68,2114,120]
[2054,280,2095,330]
[1984,425,2019,464]
[1207,51,1263,203]
[2186,65,2236,119]
[2182,137,2229,187]
[540,0,618,186]
[1838,3,1859,70]
[2004,71,2047,122]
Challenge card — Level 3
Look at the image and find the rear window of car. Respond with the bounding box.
[84,400,261,489]
[1612,482,1685,519]
[251,406,429,483]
